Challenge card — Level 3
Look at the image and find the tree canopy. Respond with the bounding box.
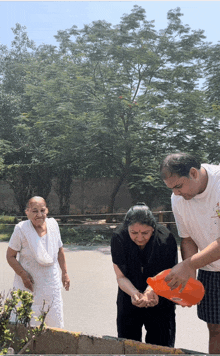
[0,6,219,214]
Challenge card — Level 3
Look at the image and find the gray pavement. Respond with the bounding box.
[0,242,208,353]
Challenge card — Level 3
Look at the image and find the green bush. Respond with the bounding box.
[59,226,112,245]
[0,216,18,224]
[0,289,49,354]
[0,222,113,245]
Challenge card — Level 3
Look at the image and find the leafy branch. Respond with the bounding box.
[0,289,50,355]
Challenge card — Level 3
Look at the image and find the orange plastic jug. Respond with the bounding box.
[147,269,205,307]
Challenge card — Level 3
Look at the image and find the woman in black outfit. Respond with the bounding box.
[111,203,178,347]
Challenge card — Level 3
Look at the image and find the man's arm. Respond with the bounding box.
[181,237,198,261]
[188,237,220,270]
[165,237,220,291]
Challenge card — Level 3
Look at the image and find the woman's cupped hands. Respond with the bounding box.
[131,288,159,308]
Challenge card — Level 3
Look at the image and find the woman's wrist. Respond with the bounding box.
[131,289,140,298]
[144,286,153,294]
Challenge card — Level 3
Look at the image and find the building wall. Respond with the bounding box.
[0,178,133,215]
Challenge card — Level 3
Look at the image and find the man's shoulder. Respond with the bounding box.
[202,164,220,192]
[171,194,188,216]
[171,193,183,206]
[202,163,220,176]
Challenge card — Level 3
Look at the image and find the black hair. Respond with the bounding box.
[123,202,156,230]
[160,152,201,180]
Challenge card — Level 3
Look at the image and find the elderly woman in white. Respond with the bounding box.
[6,196,70,328]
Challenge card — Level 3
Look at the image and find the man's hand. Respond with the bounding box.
[164,260,196,292]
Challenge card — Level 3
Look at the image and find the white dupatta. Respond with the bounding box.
[18,218,60,266]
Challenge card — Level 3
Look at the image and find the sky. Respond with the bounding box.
[0,1,220,49]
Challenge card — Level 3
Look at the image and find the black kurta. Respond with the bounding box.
[111,223,178,346]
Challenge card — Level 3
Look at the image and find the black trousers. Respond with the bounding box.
[117,304,176,347]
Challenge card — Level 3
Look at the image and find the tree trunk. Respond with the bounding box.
[31,164,53,201]
[106,174,125,223]
[7,166,34,215]
[54,168,73,222]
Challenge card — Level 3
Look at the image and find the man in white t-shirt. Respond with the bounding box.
[160,152,220,354]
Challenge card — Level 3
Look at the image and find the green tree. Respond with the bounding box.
[55,6,208,212]
[19,49,90,214]
[0,25,55,213]
[0,7,212,215]
[203,43,220,163]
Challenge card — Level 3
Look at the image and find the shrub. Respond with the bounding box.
[0,289,49,355]
[0,216,18,224]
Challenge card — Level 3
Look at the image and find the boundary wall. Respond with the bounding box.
[0,178,132,215]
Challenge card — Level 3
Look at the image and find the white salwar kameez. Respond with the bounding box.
[8,218,64,328]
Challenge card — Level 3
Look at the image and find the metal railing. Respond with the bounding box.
[0,211,176,227]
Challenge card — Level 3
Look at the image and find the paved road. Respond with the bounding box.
[0,242,208,353]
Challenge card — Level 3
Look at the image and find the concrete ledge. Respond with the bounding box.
[124,338,184,354]
[77,334,124,354]
[9,325,185,354]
